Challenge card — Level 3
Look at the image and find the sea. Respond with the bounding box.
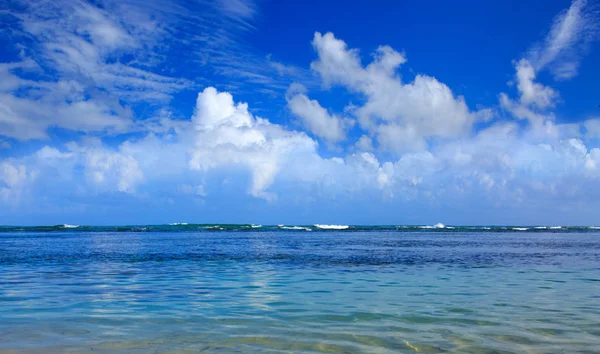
[0,224,599,353]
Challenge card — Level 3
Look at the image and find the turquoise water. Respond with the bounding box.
[1,229,599,353]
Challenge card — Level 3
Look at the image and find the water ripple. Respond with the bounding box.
[0,231,599,352]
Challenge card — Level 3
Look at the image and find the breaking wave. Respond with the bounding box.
[278,225,312,231]
[62,224,79,229]
[314,224,349,230]
[418,223,449,229]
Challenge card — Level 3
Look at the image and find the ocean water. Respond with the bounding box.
[1,227,599,353]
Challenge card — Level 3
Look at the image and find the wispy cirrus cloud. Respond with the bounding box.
[0,0,316,142]
[499,0,598,133]
[528,0,599,80]
[1,0,189,140]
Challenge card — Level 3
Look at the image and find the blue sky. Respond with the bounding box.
[1,0,600,225]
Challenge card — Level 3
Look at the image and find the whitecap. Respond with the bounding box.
[169,222,188,226]
[314,224,349,230]
[588,226,600,230]
[280,225,311,231]
[418,225,434,229]
[512,227,529,231]
[250,224,262,228]
[549,226,562,229]
[62,224,79,228]
[434,223,445,229]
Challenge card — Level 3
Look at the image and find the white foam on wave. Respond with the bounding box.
[279,225,312,231]
[250,224,262,228]
[588,226,600,229]
[549,226,562,229]
[169,222,188,226]
[417,223,449,229]
[314,224,349,230]
[512,227,529,231]
[62,224,79,228]
[203,225,221,229]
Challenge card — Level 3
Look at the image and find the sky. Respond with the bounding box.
[1,0,600,226]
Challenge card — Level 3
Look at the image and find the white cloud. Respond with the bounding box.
[68,141,144,193]
[0,90,132,140]
[186,87,433,199]
[189,87,321,199]
[375,152,439,190]
[496,0,597,138]
[186,0,315,95]
[585,148,600,172]
[71,1,136,49]
[310,32,373,90]
[0,140,147,208]
[514,59,558,108]
[0,0,193,141]
[355,135,374,151]
[178,184,207,197]
[218,0,257,23]
[499,93,550,130]
[0,163,28,190]
[373,123,427,154]
[15,0,189,100]
[584,118,600,139]
[86,151,143,193]
[287,92,349,143]
[1,0,318,144]
[529,0,599,80]
[0,160,36,202]
[499,60,558,131]
[310,32,474,154]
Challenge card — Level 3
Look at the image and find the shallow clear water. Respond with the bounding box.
[1,230,599,353]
